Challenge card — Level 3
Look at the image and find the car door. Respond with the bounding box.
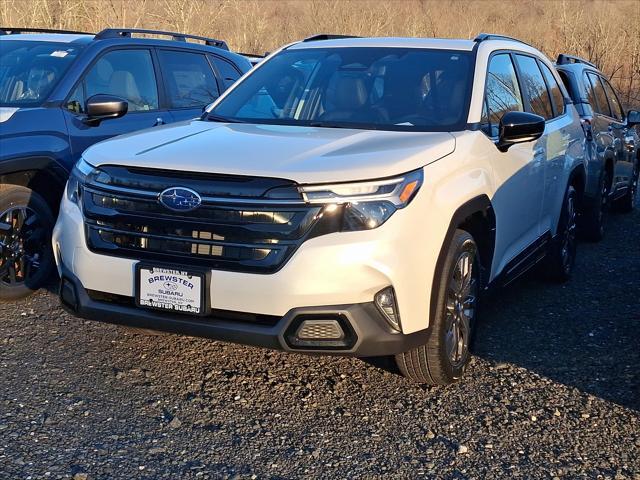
[157,48,221,123]
[481,52,546,275]
[62,48,172,162]
[583,72,626,193]
[600,77,635,187]
[530,57,577,236]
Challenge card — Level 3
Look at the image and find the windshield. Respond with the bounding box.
[210,47,473,131]
[0,40,84,107]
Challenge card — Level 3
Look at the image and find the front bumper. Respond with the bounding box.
[53,188,443,335]
[58,266,429,357]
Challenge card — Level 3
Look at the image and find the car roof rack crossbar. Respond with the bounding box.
[556,53,596,68]
[0,27,93,35]
[473,33,533,48]
[94,28,228,50]
[303,34,361,42]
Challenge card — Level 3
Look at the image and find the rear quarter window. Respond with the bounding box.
[210,56,242,90]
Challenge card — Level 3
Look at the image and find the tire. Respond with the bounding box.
[544,185,578,283]
[0,185,55,302]
[580,170,610,242]
[395,229,479,385]
[615,162,638,213]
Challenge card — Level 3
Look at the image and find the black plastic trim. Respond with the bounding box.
[430,195,494,324]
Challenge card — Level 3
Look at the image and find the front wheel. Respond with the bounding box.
[0,185,55,302]
[544,185,578,283]
[395,230,479,385]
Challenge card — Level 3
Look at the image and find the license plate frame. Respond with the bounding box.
[135,264,207,316]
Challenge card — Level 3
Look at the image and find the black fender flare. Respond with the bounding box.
[0,156,70,211]
[429,195,494,329]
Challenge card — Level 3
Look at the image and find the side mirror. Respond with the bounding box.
[84,94,128,126]
[497,111,545,152]
[627,110,640,127]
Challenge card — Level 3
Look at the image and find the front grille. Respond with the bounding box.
[81,166,335,273]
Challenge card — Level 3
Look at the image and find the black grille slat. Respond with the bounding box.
[81,168,323,273]
[83,188,319,240]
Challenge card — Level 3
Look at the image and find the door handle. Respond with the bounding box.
[154,117,165,126]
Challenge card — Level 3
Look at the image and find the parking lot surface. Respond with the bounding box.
[1,208,639,479]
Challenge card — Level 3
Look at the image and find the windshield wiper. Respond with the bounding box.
[308,121,379,130]
[206,113,245,123]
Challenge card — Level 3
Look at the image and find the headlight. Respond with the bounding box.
[299,169,423,231]
[66,157,98,204]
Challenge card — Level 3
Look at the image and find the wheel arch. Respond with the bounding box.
[0,156,69,215]
[429,195,496,326]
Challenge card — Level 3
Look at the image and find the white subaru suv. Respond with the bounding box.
[53,33,587,384]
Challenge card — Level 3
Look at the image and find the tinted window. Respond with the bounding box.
[211,48,474,132]
[0,40,83,107]
[210,57,241,89]
[483,54,524,137]
[78,49,158,112]
[586,72,611,117]
[158,50,219,108]
[540,62,565,116]
[515,54,553,120]
[557,70,577,103]
[601,78,624,120]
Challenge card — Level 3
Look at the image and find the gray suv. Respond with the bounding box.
[556,54,640,240]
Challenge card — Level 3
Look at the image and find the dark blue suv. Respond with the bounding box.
[0,27,251,301]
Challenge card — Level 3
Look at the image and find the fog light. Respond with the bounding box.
[296,319,344,341]
[375,287,400,331]
[285,314,356,350]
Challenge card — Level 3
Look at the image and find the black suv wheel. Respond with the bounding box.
[544,184,578,282]
[0,185,55,302]
[580,170,610,241]
[615,162,638,213]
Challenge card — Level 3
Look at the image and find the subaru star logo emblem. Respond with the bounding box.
[159,187,202,212]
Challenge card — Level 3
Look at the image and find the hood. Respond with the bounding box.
[83,120,456,184]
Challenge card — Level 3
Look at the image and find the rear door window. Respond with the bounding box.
[158,50,220,108]
[539,62,565,116]
[482,53,524,137]
[210,56,242,90]
[586,72,611,117]
[601,78,624,121]
[514,54,553,120]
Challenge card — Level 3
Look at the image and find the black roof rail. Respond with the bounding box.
[237,52,267,58]
[0,27,93,35]
[302,34,361,42]
[94,28,228,50]
[473,33,533,48]
[556,53,596,68]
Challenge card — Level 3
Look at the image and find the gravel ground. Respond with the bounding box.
[1,208,639,480]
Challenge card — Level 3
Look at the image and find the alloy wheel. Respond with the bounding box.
[0,206,46,288]
[598,173,610,236]
[444,249,477,369]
